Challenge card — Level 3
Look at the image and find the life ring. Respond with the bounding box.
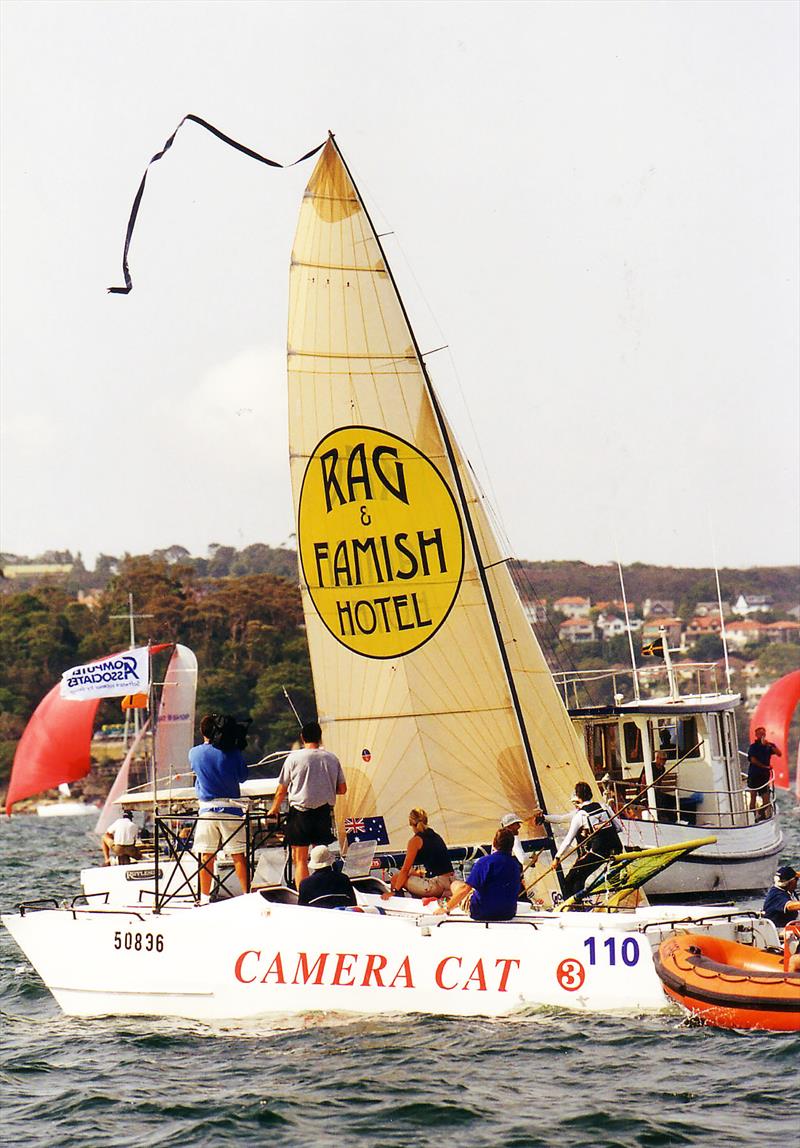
[654,933,800,1031]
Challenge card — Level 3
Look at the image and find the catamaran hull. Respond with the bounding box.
[36,803,97,818]
[1,895,778,1022]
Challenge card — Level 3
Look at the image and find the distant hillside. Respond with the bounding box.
[513,560,798,614]
[2,547,796,610]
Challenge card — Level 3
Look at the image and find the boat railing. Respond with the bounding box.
[614,776,776,830]
[554,662,727,708]
[143,806,287,911]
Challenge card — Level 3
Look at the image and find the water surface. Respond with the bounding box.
[2,795,798,1147]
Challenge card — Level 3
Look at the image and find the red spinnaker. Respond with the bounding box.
[5,643,173,815]
[5,686,101,814]
[749,669,800,790]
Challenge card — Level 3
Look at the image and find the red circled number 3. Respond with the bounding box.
[556,958,586,991]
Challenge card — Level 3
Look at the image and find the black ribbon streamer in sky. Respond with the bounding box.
[108,114,326,294]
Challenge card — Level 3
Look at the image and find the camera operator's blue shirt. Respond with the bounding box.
[189,743,247,802]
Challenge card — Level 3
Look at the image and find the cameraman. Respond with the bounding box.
[188,713,250,900]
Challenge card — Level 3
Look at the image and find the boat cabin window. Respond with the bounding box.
[707,713,721,760]
[722,711,738,766]
[623,721,644,764]
[586,723,621,779]
[677,715,701,759]
[650,720,678,760]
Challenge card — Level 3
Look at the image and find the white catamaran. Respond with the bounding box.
[3,137,786,1021]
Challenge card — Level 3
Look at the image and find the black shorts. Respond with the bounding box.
[285,804,335,847]
[747,767,770,790]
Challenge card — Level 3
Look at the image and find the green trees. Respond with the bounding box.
[0,556,313,792]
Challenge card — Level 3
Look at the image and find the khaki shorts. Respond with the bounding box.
[194,808,247,855]
[405,872,454,898]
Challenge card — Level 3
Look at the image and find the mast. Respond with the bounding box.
[329,138,560,856]
[109,593,153,748]
[617,559,641,702]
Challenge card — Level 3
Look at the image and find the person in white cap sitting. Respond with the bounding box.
[499,812,527,866]
[297,845,357,909]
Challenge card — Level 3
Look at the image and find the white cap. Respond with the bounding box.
[308,845,335,870]
[500,812,522,829]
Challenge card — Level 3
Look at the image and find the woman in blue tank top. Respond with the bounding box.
[384,808,455,899]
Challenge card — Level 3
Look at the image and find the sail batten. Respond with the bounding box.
[287,140,588,864]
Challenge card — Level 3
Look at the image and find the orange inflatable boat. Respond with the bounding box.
[655,932,800,1031]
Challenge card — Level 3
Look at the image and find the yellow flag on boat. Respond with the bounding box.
[641,638,665,658]
[558,837,718,911]
[288,140,590,859]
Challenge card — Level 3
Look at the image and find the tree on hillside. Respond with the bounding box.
[688,634,725,662]
[757,643,800,679]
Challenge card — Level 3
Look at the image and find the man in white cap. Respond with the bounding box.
[500,812,527,866]
[297,845,357,908]
[763,865,800,972]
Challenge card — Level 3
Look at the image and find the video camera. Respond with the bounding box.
[208,714,251,753]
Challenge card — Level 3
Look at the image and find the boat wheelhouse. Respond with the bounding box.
[556,661,783,899]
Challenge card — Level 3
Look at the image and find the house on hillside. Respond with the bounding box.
[641,617,682,649]
[642,598,675,618]
[763,621,800,644]
[685,615,723,640]
[596,613,628,640]
[732,594,774,616]
[694,601,731,618]
[558,617,596,644]
[521,598,548,625]
[553,596,591,618]
[595,599,636,616]
[745,682,770,711]
[2,562,73,579]
[726,620,767,650]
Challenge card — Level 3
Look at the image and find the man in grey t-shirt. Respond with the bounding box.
[267,720,347,888]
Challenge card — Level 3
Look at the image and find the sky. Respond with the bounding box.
[1,0,798,573]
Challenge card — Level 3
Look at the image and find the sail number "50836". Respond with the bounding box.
[113,930,164,953]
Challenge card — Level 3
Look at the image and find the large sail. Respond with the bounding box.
[5,685,101,814]
[95,718,151,835]
[153,644,198,782]
[287,139,588,859]
[749,669,800,790]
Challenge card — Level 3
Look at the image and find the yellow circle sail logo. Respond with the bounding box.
[299,426,464,659]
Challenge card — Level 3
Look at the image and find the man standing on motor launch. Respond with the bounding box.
[747,726,781,819]
[267,720,347,888]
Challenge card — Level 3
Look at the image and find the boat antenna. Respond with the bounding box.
[282,687,303,728]
[109,593,153,747]
[616,557,641,702]
[708,514,732,691]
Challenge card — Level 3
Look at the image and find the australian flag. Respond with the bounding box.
[344,815,389,846]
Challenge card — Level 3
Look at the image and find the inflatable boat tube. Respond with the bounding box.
[655,933,800,1031]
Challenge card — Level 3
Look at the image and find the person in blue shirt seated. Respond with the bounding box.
[297,845,357,908]
[435,829,522,921]
[763,865,800,928]
[188,713,250,900]
[763,865,800,973]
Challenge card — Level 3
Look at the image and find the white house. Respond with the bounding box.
[558,617,596,643]
[553,596,591,618]
[596,613,628,640]
[726,620,767,651]
[642,598,675,618]
[732,594,774,617]
[521,598,548,625]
